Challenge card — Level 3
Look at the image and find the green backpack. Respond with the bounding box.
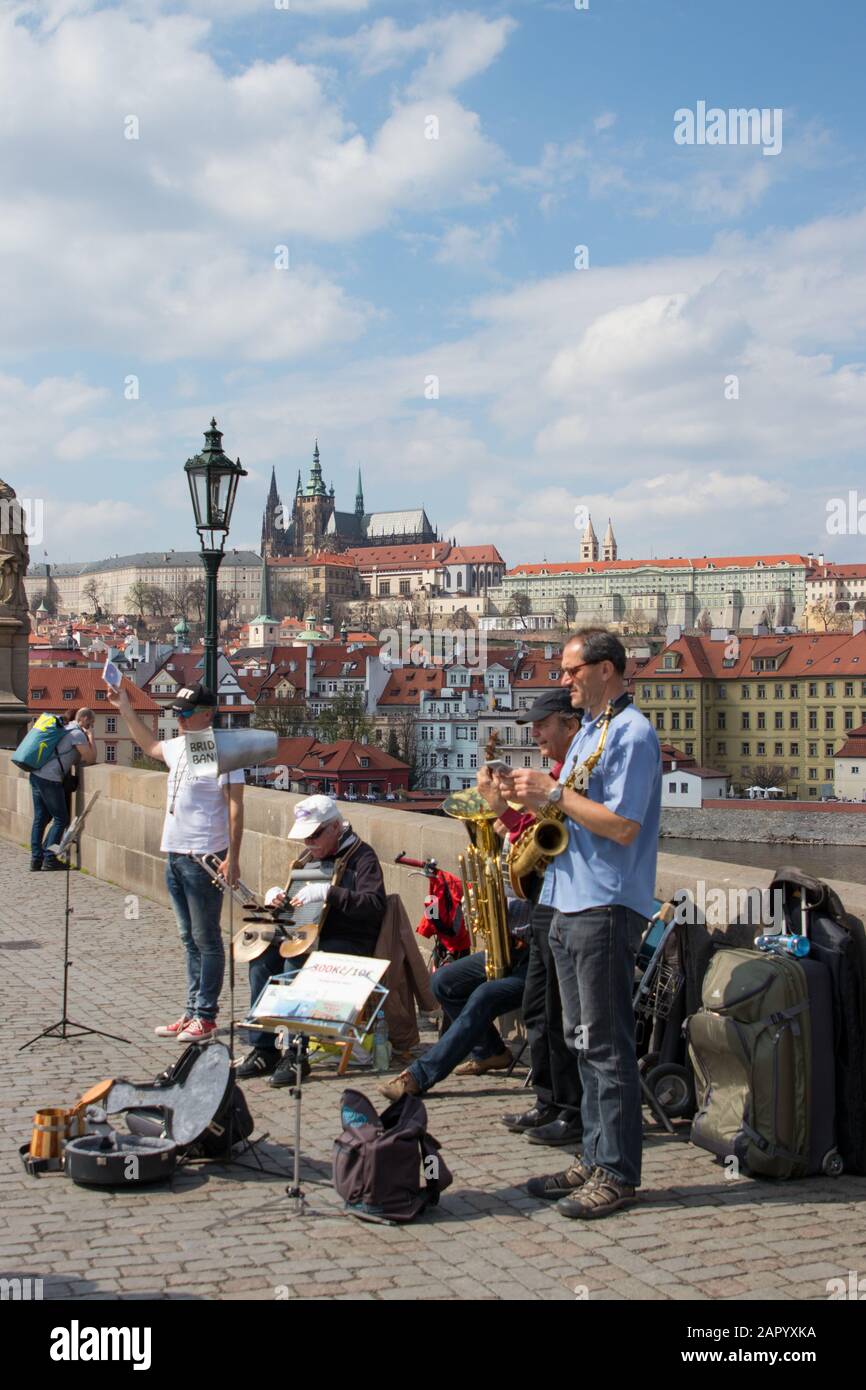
[686,948,812,1179]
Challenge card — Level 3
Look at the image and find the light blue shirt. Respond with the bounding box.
[539,701,661,919]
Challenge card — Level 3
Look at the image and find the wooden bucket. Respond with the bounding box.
[29,1107,85,1161]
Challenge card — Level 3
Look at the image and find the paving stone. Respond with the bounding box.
[4,839,866,1302]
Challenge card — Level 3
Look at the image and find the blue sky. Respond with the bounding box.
[6,0,866,566]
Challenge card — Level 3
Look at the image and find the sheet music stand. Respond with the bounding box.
[20,792,131,1051]
[248,974,389,1216]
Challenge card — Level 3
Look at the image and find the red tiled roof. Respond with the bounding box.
[509,554,808,577]
[377,669,446,705]
[346,543,451,569]
[28,669,159,711]
[835,725,866,759]
[443,545,504,564]
[261,737,408,774]
[269,553,359,569]
[636,631,866,681]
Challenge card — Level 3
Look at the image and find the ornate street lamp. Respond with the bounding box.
[184,418,247,697]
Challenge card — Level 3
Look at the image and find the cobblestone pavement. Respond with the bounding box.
[3,843,866,1303]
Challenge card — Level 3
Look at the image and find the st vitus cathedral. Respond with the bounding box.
[260,441,439,558]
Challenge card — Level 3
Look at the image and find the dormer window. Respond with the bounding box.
[32,687,46,699]
[62,689,75,700]
[360,756,370,768]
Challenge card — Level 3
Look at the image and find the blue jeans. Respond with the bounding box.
[165,853,226,1022]
[30,773,70,862]
[408,950,528,1092]
[549,905,645,1187]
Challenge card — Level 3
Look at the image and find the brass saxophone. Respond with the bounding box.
[507,700,619,900]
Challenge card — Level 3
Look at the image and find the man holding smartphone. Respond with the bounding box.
[107,679,245,1043]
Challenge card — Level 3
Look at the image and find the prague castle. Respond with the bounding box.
[261,442,438,559]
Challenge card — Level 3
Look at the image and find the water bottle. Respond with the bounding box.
[756,933,810,958]
[373,1011,391,1072]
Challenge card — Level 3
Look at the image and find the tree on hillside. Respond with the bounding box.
[82,577,105,616]
[508,591,531,628]
[254,696,310,738]
[697,608,712,635]
[316,692,374,743]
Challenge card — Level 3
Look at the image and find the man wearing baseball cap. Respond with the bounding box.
[237,793,386,1085]
[108,679,245,1044]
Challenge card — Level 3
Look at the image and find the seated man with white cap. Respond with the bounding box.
[236,794,387,1086]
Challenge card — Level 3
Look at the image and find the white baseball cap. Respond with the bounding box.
[287,794,344,841]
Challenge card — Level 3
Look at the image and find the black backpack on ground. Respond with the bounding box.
[333,1088,452,1223]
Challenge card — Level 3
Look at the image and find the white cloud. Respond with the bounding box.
[433,218,514,270]
[304,12,516,92]
[593,111,616,133]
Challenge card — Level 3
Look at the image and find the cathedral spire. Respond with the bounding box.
[307,439,327,497]
[602,517,617,562]
[579,514,599,563]
[295,469,302,497]
[355,466,365,517]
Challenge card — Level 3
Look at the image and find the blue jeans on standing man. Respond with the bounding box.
[549,905,645,1188]
[30,772,70,864]
[408,950,528,1093]
[165,852,226,1022]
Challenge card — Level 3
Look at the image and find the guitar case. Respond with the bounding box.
[65,1133,177,1186]
[113,1043,253,1159]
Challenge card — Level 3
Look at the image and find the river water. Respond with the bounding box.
[662,837,866,885]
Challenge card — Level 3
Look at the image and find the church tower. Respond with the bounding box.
[260,466,287,559]
[293,440,335,555]
[355,467,365,518]
[602,518,617,562]
[579,514,599,563]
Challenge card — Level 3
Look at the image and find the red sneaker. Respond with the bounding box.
[154,1015,192,1038]
[177,1017,218,1044]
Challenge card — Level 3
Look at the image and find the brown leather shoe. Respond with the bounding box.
[379,1071,421,1103]
[454,1049,512,1076]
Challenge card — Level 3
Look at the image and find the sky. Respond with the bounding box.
[5,0,866,567]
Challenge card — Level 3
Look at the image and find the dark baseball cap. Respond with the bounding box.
[516,689,582,724]
[170,681,218,713]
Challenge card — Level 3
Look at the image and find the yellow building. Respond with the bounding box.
[635,632,866,800]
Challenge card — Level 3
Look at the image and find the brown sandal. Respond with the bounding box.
[556,1169,636,1219]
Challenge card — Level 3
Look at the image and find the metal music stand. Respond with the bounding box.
[248,974,389,1217]
[20,792,131,1051]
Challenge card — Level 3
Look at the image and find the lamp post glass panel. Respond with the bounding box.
[184,418,247,698]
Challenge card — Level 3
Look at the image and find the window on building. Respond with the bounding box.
[95,689,107,701]
[541,755,550,769]
[809,742,818,756]
[680,782,688,794]
[671,712,680,730]
[757,685,766,700]
[757,712,766,730]
[825,682,835,697]
[655,713,665,730]
[790,711,799,730]
[62,688,75,700]
[790,683,799,698]
[717,741,726,754]
[717,685,726,698]
[775,684,783,699]
[105,744,117,763]
[671,685,681,700]
[809,682,818,697]
[741,712,750,730]
[757,742,766,756]
[378,581,391,597]
[133,745,142,760]
[523,755,532,767]
[825,768,833,779]
[774,742,783,756]
[852,765,860,774]
[685,742,694,756]
[106,716,116,734]
[717,712,726,730]
[655,686,664,700]
[457,754,464,768]
[684,711,694,730]
[668,781,677,794]
[808,710,818,730]
[741,684,750,699]
[845,711,854,730]
[825,711,835,730]
[641,685,651,700]
[399,580,410,596]
[825,742,835,757]
[845,682,854,697]
[360,756,370,767]
[685,685,694,699]
[741,742,750,755]
[791,742,799,755]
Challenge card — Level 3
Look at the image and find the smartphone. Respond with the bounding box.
[102,659,122,691]
[484,759,512,775]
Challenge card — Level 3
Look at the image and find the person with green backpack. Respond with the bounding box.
[21,708,97,870]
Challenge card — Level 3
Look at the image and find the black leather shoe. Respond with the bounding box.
[501,1104,558,1133]
[269,1052,312,1087]
[527,1115,584,1147]
[235,1047,278,1079]
[30,859,43,871]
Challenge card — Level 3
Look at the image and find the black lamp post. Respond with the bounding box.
[184,418,247,698]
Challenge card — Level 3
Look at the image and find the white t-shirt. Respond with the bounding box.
[159,735,245,855]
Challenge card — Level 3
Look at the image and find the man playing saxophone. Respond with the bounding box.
[499,629,661,1220]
